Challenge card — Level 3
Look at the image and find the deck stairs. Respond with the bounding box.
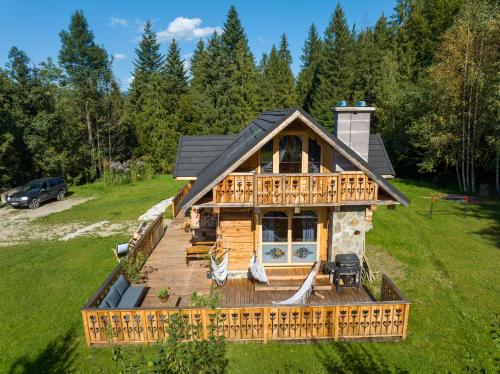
[254,267,333,292]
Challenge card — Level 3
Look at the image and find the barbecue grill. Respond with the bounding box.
[324,254,361,291]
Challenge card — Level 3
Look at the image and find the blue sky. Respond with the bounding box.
[0,0,396,90]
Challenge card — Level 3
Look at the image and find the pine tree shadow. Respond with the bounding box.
[315,341,409,373]
[8,328,77,374]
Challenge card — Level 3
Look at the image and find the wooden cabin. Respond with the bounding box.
[81,106,411,346]
[174,106,407,271]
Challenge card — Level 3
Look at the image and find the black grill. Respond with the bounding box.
[325,254,361,291]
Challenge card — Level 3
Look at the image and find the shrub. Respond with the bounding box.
[102,159,154,187]
[112,313,227,374]
[189,289,222,309]
[156,287,170,300]
[121,252,146,284]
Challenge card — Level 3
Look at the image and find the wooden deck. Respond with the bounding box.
[140,220,374,308]
[220,268,375,307]
[140,217,212,307]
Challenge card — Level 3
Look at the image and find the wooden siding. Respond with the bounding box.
[172,183,192,217]
[219,209,254,271]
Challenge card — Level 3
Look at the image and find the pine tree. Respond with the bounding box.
[133,21,165,75]
[259,34,296,110]
[59,10,113,178]
[296,24,322,111]
[218,6,259,133]
[221,6,249,62]
[309,4,355,127]
[163,38,188,114]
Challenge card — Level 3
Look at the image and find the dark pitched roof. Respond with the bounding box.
[179,108,409,211]
[174,135,237,178]
[174,133,396,178]
[368,134,396,177]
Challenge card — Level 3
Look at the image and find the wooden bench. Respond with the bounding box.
[185,244,213,265]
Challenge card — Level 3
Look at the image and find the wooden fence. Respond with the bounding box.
[172,183,192,217]
[213,172,378,206]
[82,274,409,346]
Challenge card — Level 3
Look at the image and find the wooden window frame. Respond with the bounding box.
[258,208,320,267]
[257,130,324,174]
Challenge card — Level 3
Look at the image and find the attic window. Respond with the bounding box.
[279,136,302,173]
[260,141,273,173]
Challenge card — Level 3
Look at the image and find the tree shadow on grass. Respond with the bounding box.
[468,200,500,249]
[314,341,409,374]
[8,328,77,374]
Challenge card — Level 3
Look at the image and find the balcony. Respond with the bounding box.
[213,172,379,207]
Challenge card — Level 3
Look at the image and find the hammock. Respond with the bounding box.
[272,261,321,305]
[249,255,269,284]
[210,250,229,285]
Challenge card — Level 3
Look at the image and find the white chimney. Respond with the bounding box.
[333,101,375,162]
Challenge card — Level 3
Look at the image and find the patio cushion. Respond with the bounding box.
[99,298,111,309]
[103,285,122,308]
[117,286,146,308]
[114,275,129,296]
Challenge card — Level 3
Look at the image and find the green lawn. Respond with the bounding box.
[0,177,498,373]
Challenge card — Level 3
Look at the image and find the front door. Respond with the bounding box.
[260,210,318,265]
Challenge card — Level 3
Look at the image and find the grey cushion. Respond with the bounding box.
[114,275,129,297]
[99,298,111,309]
[117,286,146,308]
[103,285,122,308]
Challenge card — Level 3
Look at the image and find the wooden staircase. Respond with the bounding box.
[254,267,333,292]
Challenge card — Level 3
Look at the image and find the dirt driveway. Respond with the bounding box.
[0,197,119,246]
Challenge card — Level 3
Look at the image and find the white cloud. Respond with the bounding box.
[157,17,221,42]
[256,36,266,43]
[127,76,134,85]
[113,53,126,61]
[182,52,193,72]
[109,17,128,27]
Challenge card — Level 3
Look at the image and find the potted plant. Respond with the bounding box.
[156,287,170,302]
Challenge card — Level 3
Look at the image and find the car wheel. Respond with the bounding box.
[57,190,65,201]
[29,198,40,209]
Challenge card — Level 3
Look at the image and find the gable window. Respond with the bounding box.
[261,210,318,265]
[308,138,321,173]
[259,141,273,173]
[279,135,302,173]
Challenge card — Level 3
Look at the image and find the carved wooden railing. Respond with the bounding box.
[134,214,165,259]
[172,183,192,217]
[82,274,409,346]
[213,172,378,206]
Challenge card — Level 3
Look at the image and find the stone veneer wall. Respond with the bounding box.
[329,207,366,260]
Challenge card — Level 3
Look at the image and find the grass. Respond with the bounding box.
[0,177,498,373]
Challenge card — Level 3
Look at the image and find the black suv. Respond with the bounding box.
[7,177,67,209]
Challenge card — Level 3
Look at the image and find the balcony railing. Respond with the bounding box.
[213,172,378,206]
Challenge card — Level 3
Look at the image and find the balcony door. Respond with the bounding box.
[261,210,318,265]
[279,135,302,173]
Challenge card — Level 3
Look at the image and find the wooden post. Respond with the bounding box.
[263,308,268,343]
[333,306,339,341]
[402,304,410,340]
[81,310,92,347]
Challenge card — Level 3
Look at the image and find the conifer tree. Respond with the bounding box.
[296,23,322,111]
[259,34,296,110]
[133,21,165,75]
[310,4,355,128]
[59,10,113,177]
[219,6,259,134]
[162,38,188,114]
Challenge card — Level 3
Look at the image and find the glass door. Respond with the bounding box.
[261,210,318,265]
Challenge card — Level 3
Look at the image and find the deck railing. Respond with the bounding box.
[213,172,378,206]
[172,183,192,217]
[81,274,409,346]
